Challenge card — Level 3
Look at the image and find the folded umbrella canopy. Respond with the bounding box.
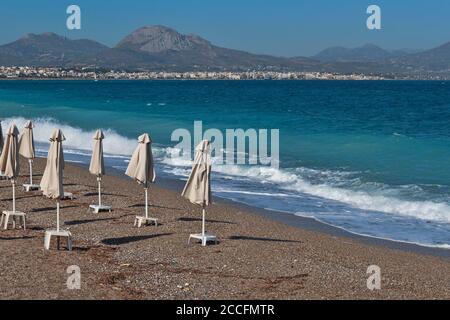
[182,140,216,246]
[126,133,156,226]
[0,124,21,213]
[19,120,38,190]
[0,121,4,177]
[89,129,105,176]
[126,133,155,185]
[0,120,4,155]
[89,129,111,212]
[18,121,35,160]
[182,140,212,206]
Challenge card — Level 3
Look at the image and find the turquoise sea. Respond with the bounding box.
[1,80,450,247]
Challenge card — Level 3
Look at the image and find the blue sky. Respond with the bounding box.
[0,0,449,56]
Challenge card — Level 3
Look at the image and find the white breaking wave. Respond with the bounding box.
[215,188,304,198]
[227,166,450,223]
[289,175,450,223]
[161,152,450,224]
[2,117,136,155]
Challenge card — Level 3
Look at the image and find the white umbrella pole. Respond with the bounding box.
[145,187,149,219]
[98,176,102,206]
[202,206,206,239]
[56,200,60,232]
[29,159,33,185]
[12,180,16,213]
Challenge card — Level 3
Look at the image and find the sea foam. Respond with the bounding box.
[2,117,136,155]
[161,151,450,224]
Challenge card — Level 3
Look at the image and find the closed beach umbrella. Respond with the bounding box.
[182,140,212,206]
[0,121,4,156]
[19,121,35,159]
[19,121,36,186]
[89,130,107,209]
[0,124,20,213]
[40,129,65,231]
[182,140,212,244]
[0,121,4,177]
[89,130,105,176]
[126,133,155,219]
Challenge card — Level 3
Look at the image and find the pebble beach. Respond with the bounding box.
[0,158,449,299]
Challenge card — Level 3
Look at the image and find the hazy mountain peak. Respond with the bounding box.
[40,32,61,37]
[313,44,396,62]
[359,43,383,49]
[0,32,108,67]
[116,25,207,53]
[22,32,62,40]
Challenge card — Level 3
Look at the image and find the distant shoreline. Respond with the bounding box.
[0,77,434,81]
[3,65,447,80]
[0,66,391,81]
[1,78,447,81]
[0,78,392,81]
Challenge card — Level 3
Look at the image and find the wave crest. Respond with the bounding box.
[162,152,450,223]
[2,117,136,155]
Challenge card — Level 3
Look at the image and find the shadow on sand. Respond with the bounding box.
[32,205,79,213]
[128,203,184,211]
[65,217,117,226]
[83,192,127,198]
[178,217,236,225]
[0,236,35,241]
[101,233,173,246]
[229,235,302,243]
[2,195,42,202]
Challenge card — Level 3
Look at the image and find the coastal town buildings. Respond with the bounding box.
[0,66,390,80]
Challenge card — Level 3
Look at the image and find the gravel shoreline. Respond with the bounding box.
[1,158,449,299]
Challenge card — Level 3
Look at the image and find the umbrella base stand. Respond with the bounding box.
[62,192,74,200]
[89,204,112,213]
[23,183,40,192]
[44,230,72,251]
[188,233,218,247]
[1,211,26,230]
[134,216,158,228]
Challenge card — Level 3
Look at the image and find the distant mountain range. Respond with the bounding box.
[0,26,318,71]
[387,42,450,72]
[1,25,450,76]
[312,44,422,62]
[0,32,108,66]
